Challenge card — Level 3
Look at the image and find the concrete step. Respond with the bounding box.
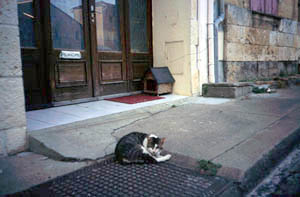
[28,98,193,161]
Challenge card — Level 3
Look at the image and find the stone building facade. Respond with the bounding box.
[0,0,211,156]
[0,0,27,156]
[1,0,300,156]
[223,0,300,82]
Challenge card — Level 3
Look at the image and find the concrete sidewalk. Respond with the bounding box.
[29,86,300,190]
[26,94,187,131]
[1,86,300,195]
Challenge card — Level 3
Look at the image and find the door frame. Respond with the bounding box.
[89,0,129,97]
[19,0,51,111]
[125,0,153,92]
[21,0,154,109]
[44,0,95,104]
[89,0,154,97]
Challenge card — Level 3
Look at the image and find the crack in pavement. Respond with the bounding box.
[110,105,178,139]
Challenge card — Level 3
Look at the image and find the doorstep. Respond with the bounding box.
[26,94,187,131]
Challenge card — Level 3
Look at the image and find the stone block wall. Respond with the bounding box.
[0,0,27,156]
[223,1,300,82]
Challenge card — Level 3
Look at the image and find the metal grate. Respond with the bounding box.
[10,158,229,197]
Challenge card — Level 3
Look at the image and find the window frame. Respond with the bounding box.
[250,0,278,17]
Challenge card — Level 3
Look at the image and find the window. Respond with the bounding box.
[17,0,36,48]
[50,0,85,50]
[250,0,278,16]
[95,0,121,52]
[129,0,149,53]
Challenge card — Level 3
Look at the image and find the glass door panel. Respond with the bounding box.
[127,0,152,92]
[50,0,84,50]
[128,0,149,53]
[91,0,127,96]
[48,0,93,103]
[17,0,36,48]
[95,0,121,52]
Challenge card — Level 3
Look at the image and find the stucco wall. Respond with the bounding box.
[0,0,27,156]
[223,1,300,82]
[152,0,194,96]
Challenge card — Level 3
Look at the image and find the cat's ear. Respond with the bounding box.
[159,138,166,146]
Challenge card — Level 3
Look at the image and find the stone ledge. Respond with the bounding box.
[203,82,253,87]
[203,83,253,98]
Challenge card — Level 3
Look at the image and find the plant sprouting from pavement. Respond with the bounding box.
[198,160,222,176]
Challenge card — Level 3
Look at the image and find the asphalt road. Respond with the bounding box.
[247,144,300,197]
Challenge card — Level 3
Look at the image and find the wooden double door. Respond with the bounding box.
[18,0,153,110]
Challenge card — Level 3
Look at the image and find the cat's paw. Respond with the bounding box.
[164,154,172,160]
[155,154,172,162]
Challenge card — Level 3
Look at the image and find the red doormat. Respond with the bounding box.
[106,94,164,104]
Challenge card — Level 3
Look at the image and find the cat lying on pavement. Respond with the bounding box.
[115,132,172,164]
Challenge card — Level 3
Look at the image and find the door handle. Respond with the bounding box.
[91,5,95,23]
[91,13,95,23]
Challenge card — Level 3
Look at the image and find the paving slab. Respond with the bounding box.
[115,104,279,160]
[26,94,187,131]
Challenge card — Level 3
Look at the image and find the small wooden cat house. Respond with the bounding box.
[144,67,175,95]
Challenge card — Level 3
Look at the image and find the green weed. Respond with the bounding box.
[198,160,222,176]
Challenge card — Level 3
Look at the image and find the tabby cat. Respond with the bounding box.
[115,132,171,164]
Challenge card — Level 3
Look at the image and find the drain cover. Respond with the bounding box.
[10,158,229,197]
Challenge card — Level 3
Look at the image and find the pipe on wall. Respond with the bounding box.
[214,0,224,83]
[207,0,224,83]
[207,0,215,83]
[196,0,224,94]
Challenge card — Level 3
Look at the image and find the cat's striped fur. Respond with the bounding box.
[115,132,171,164]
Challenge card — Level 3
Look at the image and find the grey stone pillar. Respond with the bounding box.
[0,0,27,156]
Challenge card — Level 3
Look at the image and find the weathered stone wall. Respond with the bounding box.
[0,0,27,156]
[224,61,298,82]
[224,2,300,82]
